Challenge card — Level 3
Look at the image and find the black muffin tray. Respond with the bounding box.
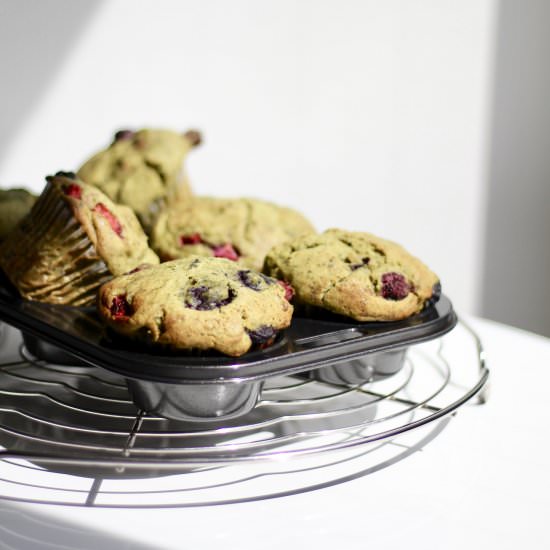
[0,275,457,421]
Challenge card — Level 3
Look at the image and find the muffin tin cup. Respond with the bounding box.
[21,333,264,421]
[126,378,263,422]
[0,274,457,422]
[310,348,408,386]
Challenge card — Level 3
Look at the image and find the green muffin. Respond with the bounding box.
[0,188,36,241]
[0,172,159,306]
[264,229,440,322]
[77,128,201,231]
[151,196,315,271]
[97,256,293,357]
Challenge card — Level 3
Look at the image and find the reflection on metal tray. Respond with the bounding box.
[0,274,457,421]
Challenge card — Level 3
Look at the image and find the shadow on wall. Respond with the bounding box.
[0,0,104,168]
[481,0,550,337]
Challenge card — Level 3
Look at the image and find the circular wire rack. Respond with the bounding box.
[0,319,488,507]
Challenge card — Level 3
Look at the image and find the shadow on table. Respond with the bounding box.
[0,500,157,550]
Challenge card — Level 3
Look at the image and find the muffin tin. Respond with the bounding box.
[0,273,457,421]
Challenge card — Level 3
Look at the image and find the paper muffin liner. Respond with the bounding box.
[0,182,111,306]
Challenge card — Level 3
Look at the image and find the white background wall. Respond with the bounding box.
[0,0,497,317]
[481,0,550,337]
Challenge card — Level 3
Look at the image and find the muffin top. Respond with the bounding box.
[0,188,36,241]
[77,128,201,230]
[151,196,315,271]
[264,228,440,321]
[97,256,294,356]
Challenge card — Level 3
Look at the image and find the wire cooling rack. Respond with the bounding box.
[0,319,488,507]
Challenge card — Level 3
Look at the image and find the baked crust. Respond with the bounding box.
[264,228,440,321]
[97,257,293,357]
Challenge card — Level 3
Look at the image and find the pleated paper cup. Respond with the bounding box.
[0,181,111,306]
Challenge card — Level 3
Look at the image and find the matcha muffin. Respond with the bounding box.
[97,256,293,357]
[0,172,159,306]
[151,196,315,271]
[0,188,36,241]
[77,128,201,231]
[263,229,440,322]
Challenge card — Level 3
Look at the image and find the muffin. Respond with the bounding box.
[0,172,159,306]
[151,196,315,271]
[77,128,201,231]
[97,256,294,356]
[263,228,440,321]
[0,188,36,241]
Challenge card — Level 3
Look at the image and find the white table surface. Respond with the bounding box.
[0,316,548,550]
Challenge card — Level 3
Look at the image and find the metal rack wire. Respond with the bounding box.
[0,319,488,507]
